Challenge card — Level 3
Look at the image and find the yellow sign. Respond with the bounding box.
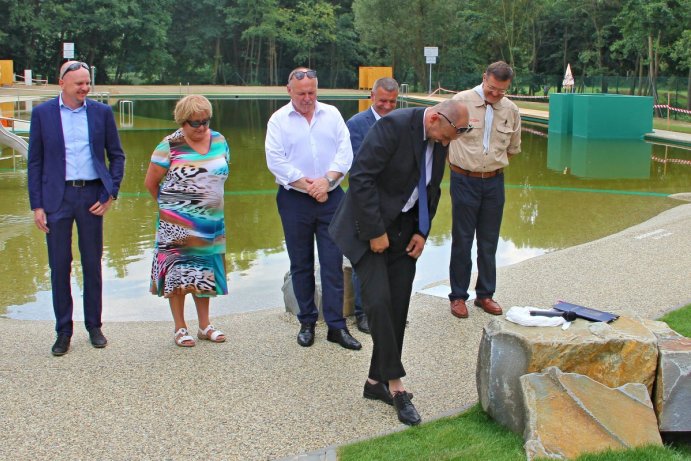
[0,60,14,86]
[358,66,393,90]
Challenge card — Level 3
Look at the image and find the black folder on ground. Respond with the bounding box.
[553,301,619,323]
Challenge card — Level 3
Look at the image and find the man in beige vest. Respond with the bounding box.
[447,61,521,319]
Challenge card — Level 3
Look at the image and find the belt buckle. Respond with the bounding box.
[481,171,489,179]
[71,179,86,187]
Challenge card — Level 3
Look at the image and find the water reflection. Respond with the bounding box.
[548,135,652,179]
[1,99,689,321]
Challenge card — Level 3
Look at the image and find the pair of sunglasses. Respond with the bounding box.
[438,112,473,134]
[60,62,90,80]
[290,70,317,81]
[186,119,210,128]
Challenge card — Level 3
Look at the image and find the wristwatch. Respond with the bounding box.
[324,175,337,188]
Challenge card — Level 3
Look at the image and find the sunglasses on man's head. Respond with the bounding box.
[438,112,473,135]
[186,119,210,128]
[289,70,317,81]
[60,62,90,80]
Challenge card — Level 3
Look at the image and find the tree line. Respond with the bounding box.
[1,0,689,103]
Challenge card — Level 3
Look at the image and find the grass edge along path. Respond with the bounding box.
[338,304,691,461]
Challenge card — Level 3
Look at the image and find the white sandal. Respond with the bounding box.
[174,328,196,347]
[198,324,226,343]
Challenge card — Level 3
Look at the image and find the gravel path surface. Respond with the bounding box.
[2,203,689,461]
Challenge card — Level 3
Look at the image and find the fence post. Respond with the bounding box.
[667,92,670,129]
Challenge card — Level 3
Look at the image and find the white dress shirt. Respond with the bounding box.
[402,109,433,212]
[473,84,493,153]
[265,100,353,191]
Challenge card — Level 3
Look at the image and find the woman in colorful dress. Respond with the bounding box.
[144,95,230,347]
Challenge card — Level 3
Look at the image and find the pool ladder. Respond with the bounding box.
[119,100,134,128]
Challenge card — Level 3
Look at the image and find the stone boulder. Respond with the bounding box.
[477,316,658,434]
[282,262,354,319]
[643,319,691,432]
[521,367,662,460]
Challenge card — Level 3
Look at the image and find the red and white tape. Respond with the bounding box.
[653,104,691,115]
[652,155,691,166]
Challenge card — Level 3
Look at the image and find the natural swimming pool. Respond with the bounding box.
[1,98,689,321]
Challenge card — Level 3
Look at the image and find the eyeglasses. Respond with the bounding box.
[60,62,90,80]
[289,70,317,81]
[438,112,473,135]
[186,119,210,128]
[483,81,509,95]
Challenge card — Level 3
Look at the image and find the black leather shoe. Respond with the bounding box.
[88,328,108,348]
[297,323,315,347]
[393,391,421,426]
[356,314,370,334]
[364,380,393,405]
[363,380,413,405]
[326,328,362,350]
[51,334,71,356]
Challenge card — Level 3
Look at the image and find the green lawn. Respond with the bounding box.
[338,304,691,461]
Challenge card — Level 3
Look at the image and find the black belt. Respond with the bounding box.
[66,179,100,187]
[449,164,503,178]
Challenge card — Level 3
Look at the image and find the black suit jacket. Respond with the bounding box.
[329,107,447,265]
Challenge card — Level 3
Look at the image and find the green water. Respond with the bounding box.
[0,98,689,321]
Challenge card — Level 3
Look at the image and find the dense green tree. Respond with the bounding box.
[0,0,688,94]
[670,30,691,109]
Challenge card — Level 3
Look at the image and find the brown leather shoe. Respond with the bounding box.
[450,299,469,318]
[474,297,503,315]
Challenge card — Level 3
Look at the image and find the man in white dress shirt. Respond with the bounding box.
[265,67,361,350]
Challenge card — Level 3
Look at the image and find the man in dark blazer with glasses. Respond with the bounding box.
[28,60,125,356]
[329,99,471,425]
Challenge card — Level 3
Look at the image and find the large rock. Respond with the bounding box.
[521,367,662,460]
[282,262,354,319]
[477,316,658,434]
[643,319,691,432]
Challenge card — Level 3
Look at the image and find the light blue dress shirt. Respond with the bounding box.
[60,94,98,180]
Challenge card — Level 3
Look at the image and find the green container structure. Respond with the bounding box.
[548,93,575,134]
[548,93,653,139]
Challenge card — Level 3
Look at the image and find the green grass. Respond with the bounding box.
[338,404,525,461]
[659,303,691,340]
[338,304,691,461]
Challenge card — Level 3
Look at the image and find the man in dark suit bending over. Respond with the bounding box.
[28,60,125,356]
[345,77,399,334]
[329,99,471,425]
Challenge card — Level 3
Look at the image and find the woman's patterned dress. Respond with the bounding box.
[150,129,229,298]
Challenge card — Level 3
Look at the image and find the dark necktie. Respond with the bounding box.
[418,144,430,235]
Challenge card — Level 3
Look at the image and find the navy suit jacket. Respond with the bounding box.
[28,97,126,213]
[346,107,377,157]
[329,107,447,265]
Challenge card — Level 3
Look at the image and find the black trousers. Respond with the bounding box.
[354,210,417,383]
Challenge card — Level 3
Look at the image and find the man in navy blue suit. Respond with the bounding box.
[345,77,399,334]
[28,61,125,356]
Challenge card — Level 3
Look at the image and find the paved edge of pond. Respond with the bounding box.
[1,201,690,460]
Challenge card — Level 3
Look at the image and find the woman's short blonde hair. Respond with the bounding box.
[174,95,213,126]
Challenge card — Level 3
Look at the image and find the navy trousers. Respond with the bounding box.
[354,210,417,382]
[277,186,346,330]
[449,171,505,301]
[46,182,104,336]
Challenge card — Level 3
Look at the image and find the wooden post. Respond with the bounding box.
[667,92,670,129]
